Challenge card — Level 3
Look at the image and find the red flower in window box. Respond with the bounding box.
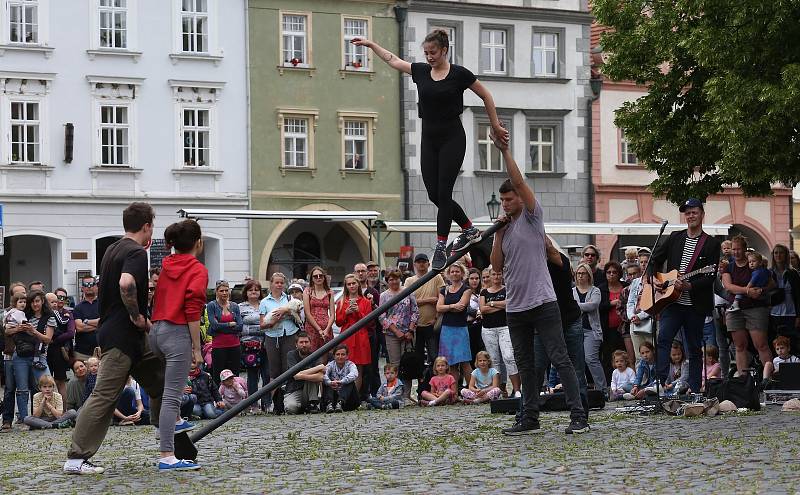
[290,57,301,66]
[352,60,362,69]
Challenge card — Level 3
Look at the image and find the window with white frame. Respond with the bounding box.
[283,118,308,167]
[99,104,130,166]
[430,25,455,64]
[183,108,210,167]
[10,101,40,163]
[281,13,308,66]
[342,18,369,70]
[529,126,554,172]
[343,120,368,170]
[480,29,506,75]
[181,0,208,53]
[99,0,127,49]
[9,0,39,44]
[477,124,502,172]
[532,32,558,77]
[620,130,638,165]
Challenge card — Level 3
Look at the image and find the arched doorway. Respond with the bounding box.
[266,222,366,284]
[0,234,63,291]
[95,236,122,275]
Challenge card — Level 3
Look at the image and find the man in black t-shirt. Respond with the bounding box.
[532,238,589,416]
[73,275,100,361]
[284,332,325,414]
[65,202,165,476]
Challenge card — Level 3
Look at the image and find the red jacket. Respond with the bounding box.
[152,253,208,324]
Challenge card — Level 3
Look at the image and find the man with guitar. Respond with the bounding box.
[648,198,720,393]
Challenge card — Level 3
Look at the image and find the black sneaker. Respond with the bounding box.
[334,402,344,413]
[307,402,321,414]
[565,418,590,434]
[325,403,334,414]
[451,227,481,253]
[431,246,447,271]
[502,420,542,436]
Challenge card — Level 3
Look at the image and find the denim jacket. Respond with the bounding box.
[206,300,243,336]
[634,359,657,388]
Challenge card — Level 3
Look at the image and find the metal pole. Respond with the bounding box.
[189,220,504,444]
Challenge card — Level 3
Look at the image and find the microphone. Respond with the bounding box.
[659,219,668,235]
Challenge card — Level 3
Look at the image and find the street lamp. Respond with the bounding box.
[486,193,500,222]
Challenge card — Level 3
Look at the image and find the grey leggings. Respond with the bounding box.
[23,409,78,429]
[149,321,193,453]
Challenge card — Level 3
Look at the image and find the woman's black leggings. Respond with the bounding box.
[420,118,471,238]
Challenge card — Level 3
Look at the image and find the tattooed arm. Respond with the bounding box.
[120,272,149,332]
[350,38,412,74]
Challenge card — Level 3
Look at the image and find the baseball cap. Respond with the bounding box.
[219,369,234,381]
[637,247,651,255]
[679,198,704,212]
[414,253,429,263]
[288,283,303,292]
[366,260,379,268]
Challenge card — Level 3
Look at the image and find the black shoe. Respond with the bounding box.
[502,420,542,436]
[431,246,447,271]
[334,402,344,413]
[307,402,321,414]
[451,227,481,253]
[325,403,334,414]
[565,418,590,434]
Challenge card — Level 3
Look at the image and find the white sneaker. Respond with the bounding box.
[512,390,522,399]
[622,393,635,400]
[63,459,105,475]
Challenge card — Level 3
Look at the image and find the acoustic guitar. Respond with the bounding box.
[638,265,716,315]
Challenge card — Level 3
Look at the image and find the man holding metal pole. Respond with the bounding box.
[490,136,589,436]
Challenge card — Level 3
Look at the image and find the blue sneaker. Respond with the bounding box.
[451,227,481,253]
[174,420,195,434]
[158,459,201,471]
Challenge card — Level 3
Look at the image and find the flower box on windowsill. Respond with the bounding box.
[0,44,54,58]
[86,49,143,62]
[277,65,316,77]
[169,53,223,66]
[279,165,316,177]
[339,168,374,179]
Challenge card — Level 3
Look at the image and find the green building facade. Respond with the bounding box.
[248,0,403,282]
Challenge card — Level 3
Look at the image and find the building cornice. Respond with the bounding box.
[408,1,593,25]
[0,193,248,205]
[595,183,793,196]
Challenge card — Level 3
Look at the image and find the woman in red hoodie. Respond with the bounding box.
[150,220,208,471]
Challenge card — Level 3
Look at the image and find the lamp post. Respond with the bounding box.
[486,193,500,222]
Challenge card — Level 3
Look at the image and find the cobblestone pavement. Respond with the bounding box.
[1,404,798,494]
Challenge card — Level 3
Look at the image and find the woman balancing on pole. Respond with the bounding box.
[353,30,509,270]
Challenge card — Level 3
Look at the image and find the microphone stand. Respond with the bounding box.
[642,219,668,415]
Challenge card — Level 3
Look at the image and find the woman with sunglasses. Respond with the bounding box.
[573,263,607,394]
[599,260,625,385]
[303,266,335,358]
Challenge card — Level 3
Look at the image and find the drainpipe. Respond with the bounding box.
[395,4,410,247]
[244,3,254,279]
[588,76,601,226]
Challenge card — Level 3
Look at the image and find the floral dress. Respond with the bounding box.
[304,288,333,352]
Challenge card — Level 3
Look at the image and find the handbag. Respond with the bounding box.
[707,371,761,410]
[399,342,424,381]
[630,318,653,335]
[240,339,263,369]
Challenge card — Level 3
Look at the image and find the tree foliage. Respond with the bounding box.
[592,0,800,203]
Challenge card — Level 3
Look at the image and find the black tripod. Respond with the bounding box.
[640,219,669,415]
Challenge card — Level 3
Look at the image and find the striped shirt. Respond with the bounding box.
[677,235,700,305]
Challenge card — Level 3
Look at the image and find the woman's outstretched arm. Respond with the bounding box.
[352,38,412,74]
[470,80,509,144]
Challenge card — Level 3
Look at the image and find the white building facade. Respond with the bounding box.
[0,0,250,294]
[401,0,594,257]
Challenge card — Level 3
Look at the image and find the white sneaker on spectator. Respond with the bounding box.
[512,390,522,398]
[622,393,635,400]
[63,459,105,475]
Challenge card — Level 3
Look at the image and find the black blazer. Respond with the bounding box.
[650,229,721,316]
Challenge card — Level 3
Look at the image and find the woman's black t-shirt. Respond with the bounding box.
[411,63,477,121]
[440,284,470,327]
[480,287,507,328]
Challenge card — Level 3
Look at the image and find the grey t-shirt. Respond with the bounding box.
[501,201,556,312]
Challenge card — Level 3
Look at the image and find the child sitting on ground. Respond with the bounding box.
[367,363,404,410]
[701,345,721,392]
[664,342,689,397]
[420,356,456,406]
[23,375,78,429]
[624,342,657,400]
[460,351,501,404]
[218,369,248,410]
[82,356,100,403]
[189,363,226,419]
[764,335,800,383]
[323,344,359,412]
[728,251,769,313]
[610,350,636,401]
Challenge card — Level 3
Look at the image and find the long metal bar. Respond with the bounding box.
[189,220,505,443]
